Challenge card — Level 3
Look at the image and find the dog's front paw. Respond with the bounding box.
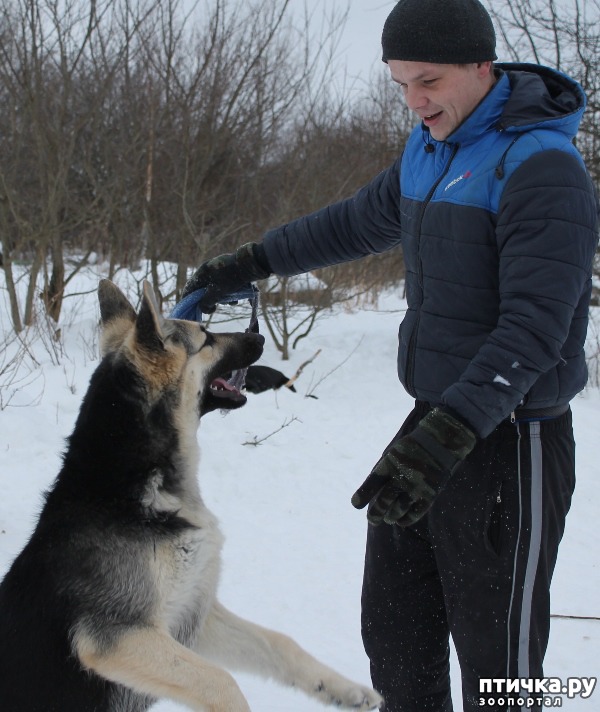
[314,678,383,710]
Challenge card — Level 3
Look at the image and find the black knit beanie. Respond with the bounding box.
[382,0,497,64]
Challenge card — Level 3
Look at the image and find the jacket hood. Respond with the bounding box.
[495,62,586,137]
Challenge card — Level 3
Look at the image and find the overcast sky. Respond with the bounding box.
[326,0,396,88]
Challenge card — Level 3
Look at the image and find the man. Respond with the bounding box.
[182,0,599,709]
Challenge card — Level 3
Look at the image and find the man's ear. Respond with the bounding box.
[135,281,166,353]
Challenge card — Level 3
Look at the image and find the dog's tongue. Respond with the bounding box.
[211,377,238,393]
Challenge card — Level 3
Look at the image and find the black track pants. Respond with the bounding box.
[361,401,575,712]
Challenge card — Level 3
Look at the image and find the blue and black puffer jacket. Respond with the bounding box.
[261,64,599,438]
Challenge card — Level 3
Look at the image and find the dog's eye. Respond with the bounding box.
[194,327,215,352]
[200,328,215,348]
[168,329,197,354]
[169,331,190,349]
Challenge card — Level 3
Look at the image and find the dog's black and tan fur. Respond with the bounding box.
[0,281,382,712]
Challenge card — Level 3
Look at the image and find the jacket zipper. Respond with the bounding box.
[406,143,460,396]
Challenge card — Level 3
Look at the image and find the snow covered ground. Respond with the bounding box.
[1,264,598,710]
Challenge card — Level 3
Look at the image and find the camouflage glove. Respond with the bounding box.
[351,408,477,526]
[182,243,271,313]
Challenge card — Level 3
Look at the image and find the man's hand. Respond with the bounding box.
[351,408,477,526]
[182,243,271,313]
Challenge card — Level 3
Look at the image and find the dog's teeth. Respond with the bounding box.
[209,377,241,396]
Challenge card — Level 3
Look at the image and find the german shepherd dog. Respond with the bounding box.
[0,281,382,712]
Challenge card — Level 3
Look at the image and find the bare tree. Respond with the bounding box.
[0,0,354,332]
[0,0,140,330]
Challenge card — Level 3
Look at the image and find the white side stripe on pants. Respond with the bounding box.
[518,421,543,680]
[506,421,543,683]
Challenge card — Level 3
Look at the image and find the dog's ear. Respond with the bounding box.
[98,279,136,325]
[135,281,166,353]
[98,280,137,355]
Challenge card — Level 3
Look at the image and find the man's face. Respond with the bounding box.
[387,60,495,141]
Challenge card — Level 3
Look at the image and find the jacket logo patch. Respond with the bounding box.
[444,170,472,192]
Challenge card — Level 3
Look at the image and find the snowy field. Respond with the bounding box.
[1,264,598,710]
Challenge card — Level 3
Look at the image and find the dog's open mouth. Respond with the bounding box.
[210,377,246,402]
[202,376,247,414]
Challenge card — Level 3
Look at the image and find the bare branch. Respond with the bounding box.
[242,415,301,447]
